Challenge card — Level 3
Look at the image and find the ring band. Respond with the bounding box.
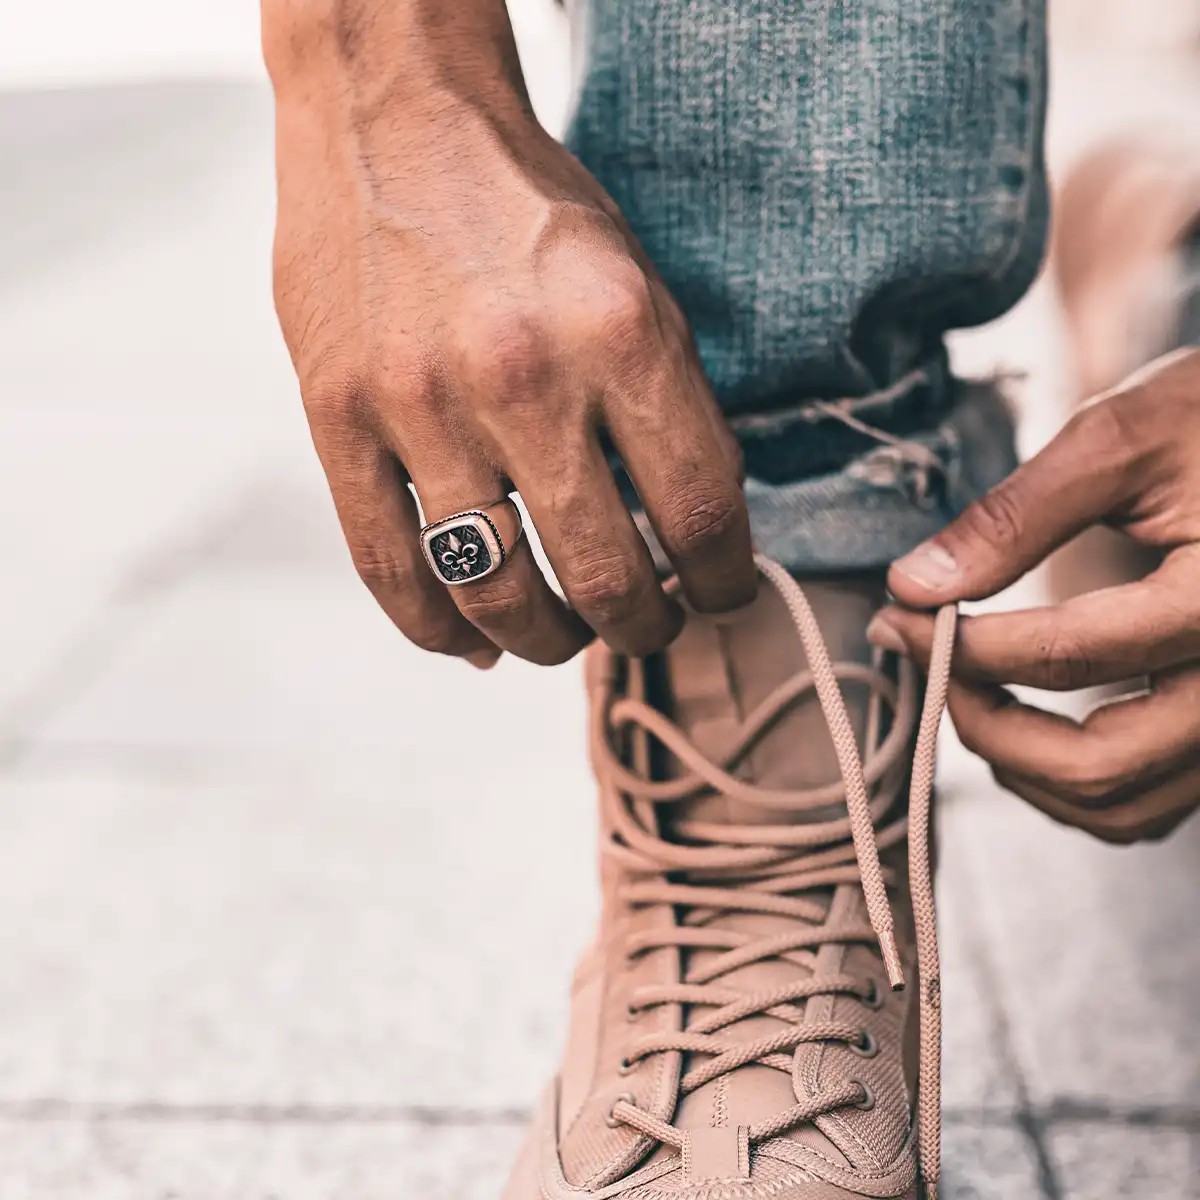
[420,498,524,586]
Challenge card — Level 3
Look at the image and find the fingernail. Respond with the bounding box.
[866,615,907,654]
[893,542,959,591]
[465,648,502,671]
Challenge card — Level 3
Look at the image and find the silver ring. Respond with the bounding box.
[420,499,524,586]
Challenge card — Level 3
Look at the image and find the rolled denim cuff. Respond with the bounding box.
[739,377,1017,572]
[631,371,1017,575]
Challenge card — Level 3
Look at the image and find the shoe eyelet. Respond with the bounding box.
[850,1030,879,1058]
[625,1003,639,1023]
[851,1080,876,1111]
[605,1093,635,1128]
[861,979,885,1010]
[617,1054,637,1076]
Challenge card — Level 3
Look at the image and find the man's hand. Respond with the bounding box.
[264,0,754,668]
[868,349,1200,844]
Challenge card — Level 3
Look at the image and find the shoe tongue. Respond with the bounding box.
[651,573,892,1152]
[656,574,886,826]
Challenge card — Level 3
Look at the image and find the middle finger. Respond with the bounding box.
[872,548,1200,691]
[506,429,685,657]
[946,666,1200,806]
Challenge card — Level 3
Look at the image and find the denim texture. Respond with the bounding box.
[565,0,1049,570]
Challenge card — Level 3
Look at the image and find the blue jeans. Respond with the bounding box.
[565,0,1049,571]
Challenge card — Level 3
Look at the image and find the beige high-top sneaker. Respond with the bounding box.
[504,558,956,1200]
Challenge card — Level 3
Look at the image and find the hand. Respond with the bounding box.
[868,349,1200,844]
[265,0,754,669]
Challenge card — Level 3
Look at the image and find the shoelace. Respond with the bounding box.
[591,554,958,1199]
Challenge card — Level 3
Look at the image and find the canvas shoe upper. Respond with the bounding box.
[504,558,956,1200]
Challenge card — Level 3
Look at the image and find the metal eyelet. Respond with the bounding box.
[850,1030,879,1058]
[605,1093,635,1128]
[860,979,885,1010]
[851,1080,876,1111]
[617,1054,637,1076]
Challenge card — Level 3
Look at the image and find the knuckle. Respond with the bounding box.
[350,550,472,657]
[661,490,744,558]
[960,484,1026,555]
[455,575,528,629]
[1072,393,1141,470]
[566,553,644,624]
[1090,815,1144,846]
[303,374,374,430]
[1037,628,1094,691]
[574,268,661,374]
[351,546,414,591]
[1057,755,1124,805]
[960,721,990,760]
[595,271,658,343]
[1071,720,1148,801]
[1097,797,1170,845]
[470,310,552,397]
[1082,820,1125,846]
[375,354,439,408]
[659,293,690,339]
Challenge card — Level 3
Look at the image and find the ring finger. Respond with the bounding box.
[412,461,592,667]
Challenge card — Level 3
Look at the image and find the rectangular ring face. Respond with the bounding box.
[422,516,500,585]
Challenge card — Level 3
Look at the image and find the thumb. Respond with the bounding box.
[887,403,1133,606]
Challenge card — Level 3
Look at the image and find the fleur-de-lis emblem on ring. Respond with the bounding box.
[422,505,516,586]
[440,531,480,574]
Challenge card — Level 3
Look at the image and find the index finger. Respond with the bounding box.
[887,396,1138,608]
[872,546,1200,690]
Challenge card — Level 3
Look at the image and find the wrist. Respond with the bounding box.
[262,0,533,127]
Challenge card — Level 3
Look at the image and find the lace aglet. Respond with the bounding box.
[880,931,905,991]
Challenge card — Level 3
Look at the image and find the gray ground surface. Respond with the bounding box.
[1,78,1197,1199]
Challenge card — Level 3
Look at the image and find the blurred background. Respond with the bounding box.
[1,2,1198,1197]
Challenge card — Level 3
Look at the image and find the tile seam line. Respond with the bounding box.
[0,1101,530,1126]
[0,1101,1050,1128]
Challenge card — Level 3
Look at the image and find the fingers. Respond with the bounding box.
[992,761,1200,845]
[324,259,754,664]
[945,666,1200,830]
[870,547,1200,690]
[446,537,595,666]
[870,348,1200,847]
[307,411,499,667]
[436,277,735,656]
[416,480,594,670]
[886,396,1138,607]
[507,433,685,657]
[604,360,757,614]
